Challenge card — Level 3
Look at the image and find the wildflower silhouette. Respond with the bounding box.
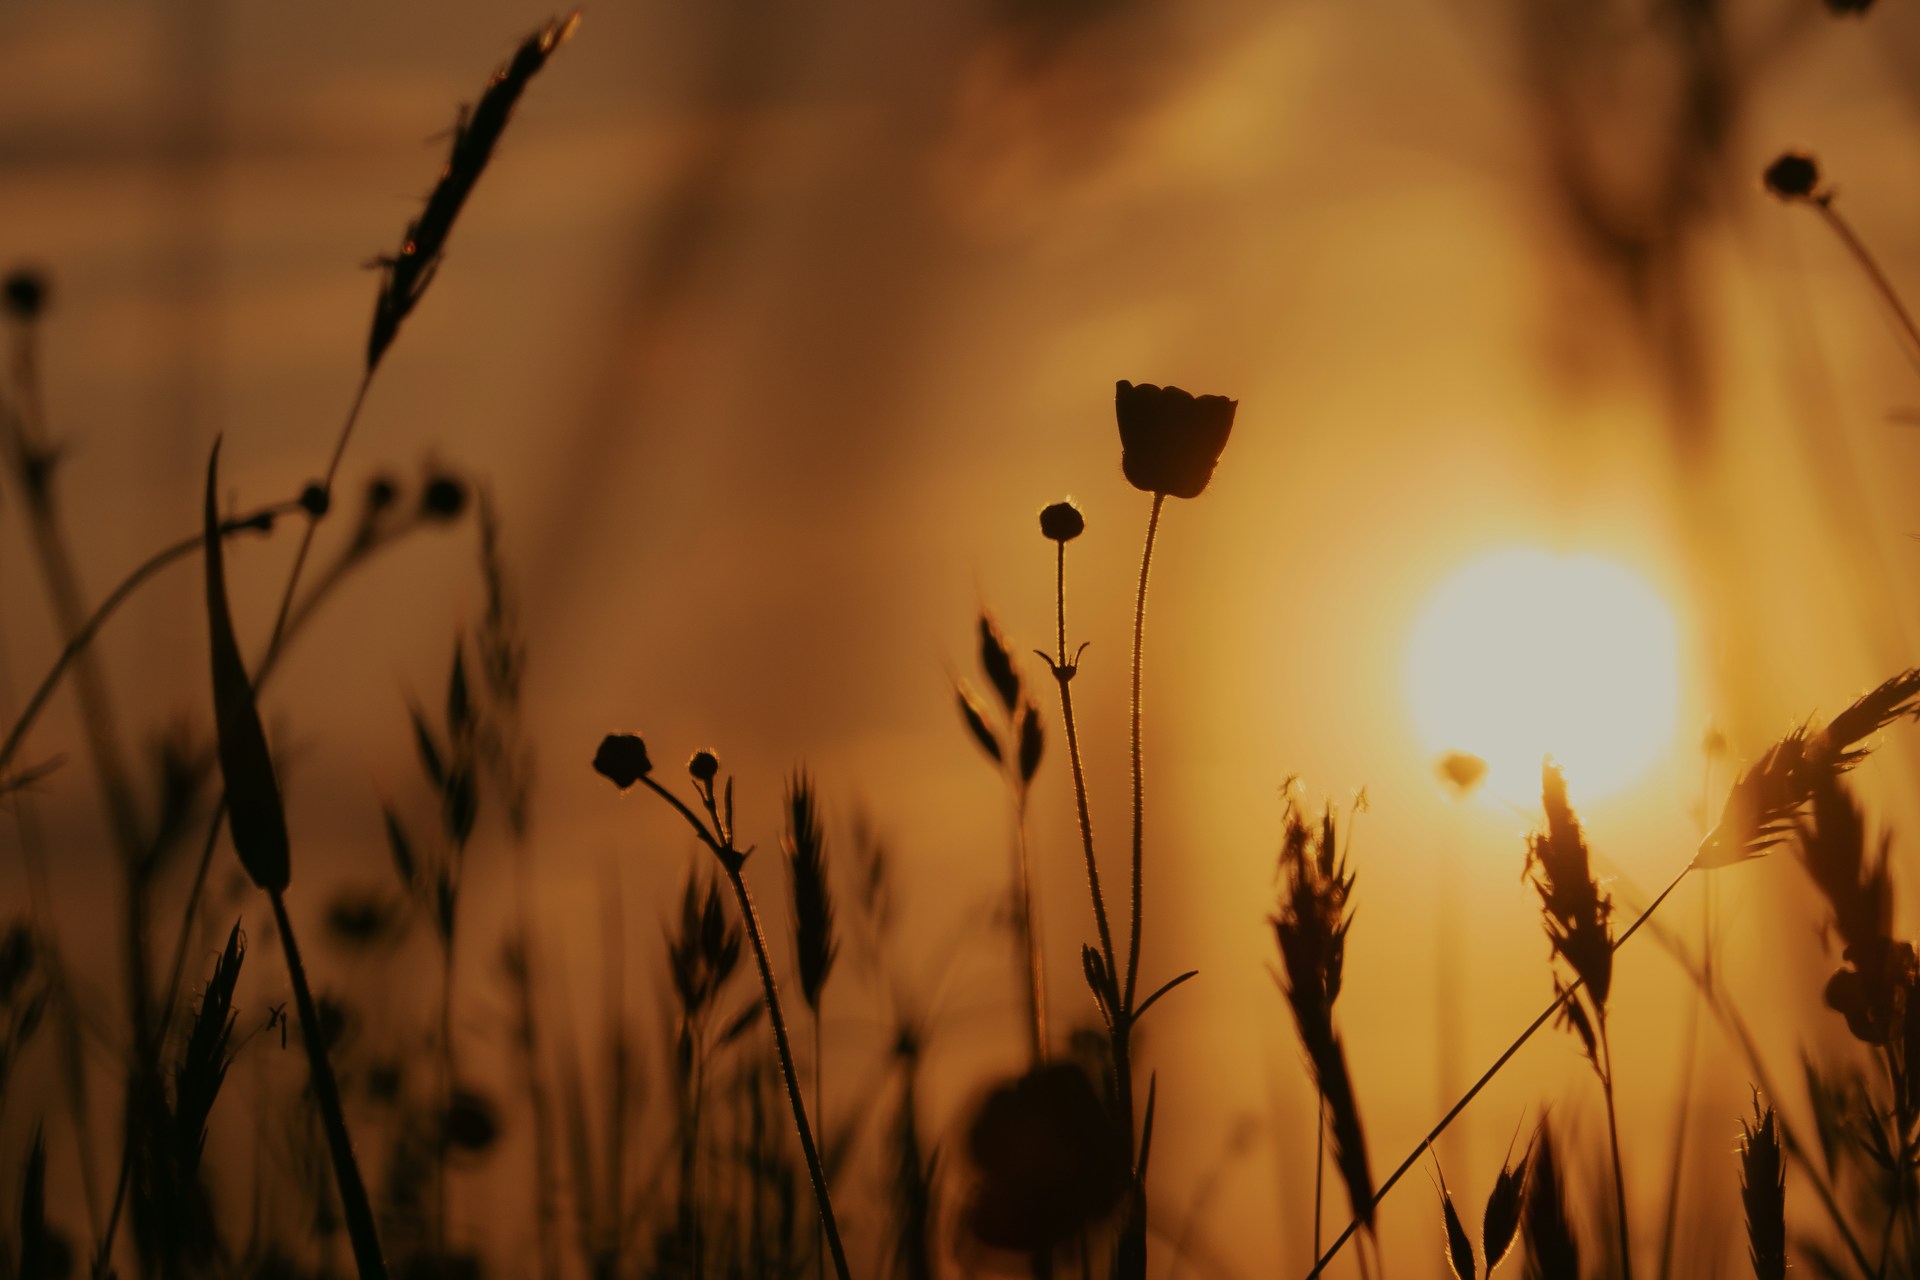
[1040,500,1084,543]
[1113,380,1237,500]
[1762,152,1820,202]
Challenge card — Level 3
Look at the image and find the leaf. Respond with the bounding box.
[204,439,291,893]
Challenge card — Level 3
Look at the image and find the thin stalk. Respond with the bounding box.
[724,865,851,1280]
[813,1012,825,1280]
[0,502,296,778]
[265,371,372,656]
[1051,541,1117,982]
[1597,1018,1634,1279]
[1312,1096,1325,1263]
[637,775,851,1280]
[508,849,563,1280]
[437,933,457,1258]
[1654,898,1707,1280]
[269,889,388,1279]
[1306,863,1691,1278]
[1630,891,1873,1278]
[1123,493,1163,1009]
[1810,200,1920,376]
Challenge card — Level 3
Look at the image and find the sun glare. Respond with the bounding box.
[1406,549,1681,804]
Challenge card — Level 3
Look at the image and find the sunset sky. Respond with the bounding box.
[7,2,1920,1274]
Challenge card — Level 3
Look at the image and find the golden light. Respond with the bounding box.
[1405,549,1681,804]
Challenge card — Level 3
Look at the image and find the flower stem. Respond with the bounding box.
[1811,200,1920,376]
[266,369,373,656]
[270,889,388,1279]
[1598,1017,1634,1280]
[1051,541,1117,984]
[638,775,851,1280]
[0,501,298,780]
[724,863,852,1280]
[1124,493,1163,1009]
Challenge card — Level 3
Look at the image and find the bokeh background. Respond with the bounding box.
[8,0,1920,1274]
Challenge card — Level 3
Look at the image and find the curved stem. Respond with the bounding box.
[0,501,296,780]
[724,866,852,1280]
[1124,494,1163,1010]
[1306,863,1692,1278]
[1811,201,1920,377]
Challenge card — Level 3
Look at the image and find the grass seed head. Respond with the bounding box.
[978,614,1021,714]
[1482,1134,1530,1273]
[1738,1091,1786,1280]
[365,13,577,370]
[1698,669,1920,867]
[784,771,838,1013]
[1017,700,1044,787]
[1433,1161,1477,1280]
[957,685,1003,765]
[1521,1122,1579,1280]
[1527,760,1612,1010]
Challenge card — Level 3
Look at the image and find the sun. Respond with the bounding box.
[1405,549,1681,804]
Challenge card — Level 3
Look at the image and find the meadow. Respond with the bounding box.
[5,2,1920,1278]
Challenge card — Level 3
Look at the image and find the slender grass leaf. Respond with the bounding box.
[204,439,290,892]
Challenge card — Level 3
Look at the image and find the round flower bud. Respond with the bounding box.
[299,483,331,519]
[422,475,467,521]
[688,749,720,784]
[593,733,652,789]
[1763,152,1820,201]
[4,269,48,321]
[366,476,399,513]
[1039,501,1084,542]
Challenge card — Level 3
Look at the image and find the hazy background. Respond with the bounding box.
[8,0,1920,1273]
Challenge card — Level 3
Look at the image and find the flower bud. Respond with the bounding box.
[299,483,331,519]
[422,475,467,520]
[4,269,47,321]
[1762,152,1820,201]
[688,749,720,784]
[593,733,652,789]
[366,476,399,513]
[1039,501,1084,543]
